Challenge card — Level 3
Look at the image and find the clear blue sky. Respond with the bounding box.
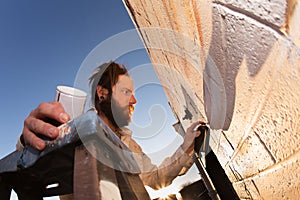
[0,1,200,199]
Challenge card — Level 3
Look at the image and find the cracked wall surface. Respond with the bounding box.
[123,0,300,199]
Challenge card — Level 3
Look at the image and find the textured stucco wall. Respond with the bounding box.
[123,0,300,199]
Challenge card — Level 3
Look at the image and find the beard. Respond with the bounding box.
[99,97,131,128]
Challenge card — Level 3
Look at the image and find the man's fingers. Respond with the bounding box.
[194,130,201,137]
[22,126,46,150]
[33,102,70,124]
[24,116,59,139]
[22,115,60,151]
[187,121,201,133]
[20,101,71,151]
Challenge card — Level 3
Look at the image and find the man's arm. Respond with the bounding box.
[137,121,202,189]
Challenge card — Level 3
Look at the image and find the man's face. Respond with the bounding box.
[111,75,137,127]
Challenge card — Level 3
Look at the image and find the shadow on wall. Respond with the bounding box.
[203,7,276,130]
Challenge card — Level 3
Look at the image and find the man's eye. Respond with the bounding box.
[122,89,132,96]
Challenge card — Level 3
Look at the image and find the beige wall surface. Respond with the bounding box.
[123,0,300,199]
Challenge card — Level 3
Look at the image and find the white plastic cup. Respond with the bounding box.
[55,85,87,119]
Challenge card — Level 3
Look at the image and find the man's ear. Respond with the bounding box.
[96,85,109,99]
[96,85,103,98]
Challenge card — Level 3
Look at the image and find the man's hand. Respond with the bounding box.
[181,121,203,154]
[21,102,70,150]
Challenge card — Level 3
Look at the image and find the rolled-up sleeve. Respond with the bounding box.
[136,146,194,190]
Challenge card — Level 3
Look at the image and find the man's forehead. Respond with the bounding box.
[116,75,134,88]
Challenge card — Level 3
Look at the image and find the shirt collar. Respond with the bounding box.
[119,127,133,136]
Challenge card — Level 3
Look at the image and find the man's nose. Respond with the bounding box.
[130,95,137,104]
